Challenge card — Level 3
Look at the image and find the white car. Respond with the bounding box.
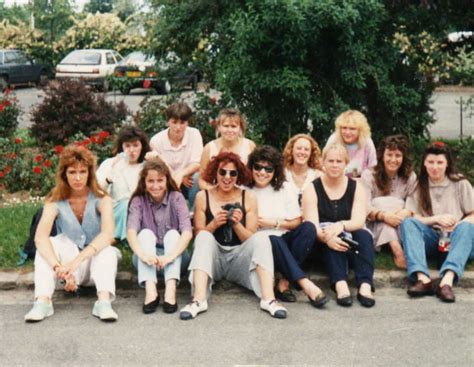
[55,49,123,89]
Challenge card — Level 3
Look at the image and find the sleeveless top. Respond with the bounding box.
[55,191,101,249]
[208,138,252,164]
[205,189,247,246]
[313,177,356,222]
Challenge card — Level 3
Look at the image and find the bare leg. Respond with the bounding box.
[388,240,406,269]
[144,280,158,304]
[277,277,290,292]
[298,278,323,299]
[358,282,374,299]
[36,296,52,304]
[335,280,350,298]
[164,279,177,304]
[440,270,455,287]
[192,269,209,302]
[256,265,275,301]
[416,272,431,284]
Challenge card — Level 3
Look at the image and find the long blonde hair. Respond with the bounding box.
[334,110,371,147]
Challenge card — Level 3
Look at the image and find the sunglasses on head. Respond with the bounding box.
[218,168,238,177]
[253,163,274,173]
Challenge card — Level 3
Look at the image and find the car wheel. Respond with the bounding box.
[156,80,171,95]
[36,72,48,88]
[0,76,8,91]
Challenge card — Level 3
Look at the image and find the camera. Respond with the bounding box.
[339,232,359,249]
[221,203,242,221]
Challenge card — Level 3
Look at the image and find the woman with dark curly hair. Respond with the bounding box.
[180,152,287,320]
[96,125,151,241]
[401,142,474,303]
[248,146,328,308]
[360,135,417,268]
[283,134,323,207]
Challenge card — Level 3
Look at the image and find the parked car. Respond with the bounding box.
[0,49,49,91]
[55,49,123,90]
[111,51,202,95]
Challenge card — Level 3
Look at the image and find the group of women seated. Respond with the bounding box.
[24,103,474,323]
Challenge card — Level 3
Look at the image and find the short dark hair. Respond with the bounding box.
[113,125,151,163]
[247,145,285,190]
[202,152,251,186]
[166,102,193,122]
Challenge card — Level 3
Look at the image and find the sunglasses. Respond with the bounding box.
[218,168,238,177]
[253,163,275,173]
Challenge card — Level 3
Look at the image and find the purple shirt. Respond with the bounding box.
[127,191,192,247]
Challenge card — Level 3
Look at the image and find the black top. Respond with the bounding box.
[313,177,356,222]
[205,190,247,246]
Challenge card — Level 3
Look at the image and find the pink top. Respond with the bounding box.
[150,127,203,172]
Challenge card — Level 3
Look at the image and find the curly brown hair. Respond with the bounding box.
[283,134,321,169]
[47,145,105,202]
[202,152,252,186]
[247,145,285,191]
[373,135,413,195]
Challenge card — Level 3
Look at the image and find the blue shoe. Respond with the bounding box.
[92,300,118,322]
[24,301,54,322]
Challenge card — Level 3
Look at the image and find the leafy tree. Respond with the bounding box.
[29,0,75,43]
[150,0,439,147]
[84,0,113,14]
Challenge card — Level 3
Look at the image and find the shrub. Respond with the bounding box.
[30,79,129,145]
[0,89,20,138]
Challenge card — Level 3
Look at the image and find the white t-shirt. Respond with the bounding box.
[250,182,301,236]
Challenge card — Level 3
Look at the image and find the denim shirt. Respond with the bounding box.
[55,191,101,249]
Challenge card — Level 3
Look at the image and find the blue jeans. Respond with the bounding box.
[180,172,200,211]
[132,229,190,287]
[400,218,474,283]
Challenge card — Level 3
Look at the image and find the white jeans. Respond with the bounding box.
[34,234,121,299]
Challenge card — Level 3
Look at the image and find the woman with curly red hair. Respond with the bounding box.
[180,152,287,320]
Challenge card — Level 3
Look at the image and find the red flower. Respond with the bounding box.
[143,79,152,89]
[15,137,22,144]
[432,141,446,148]
[5,165,11,173]
[0,171,4,178]
[98,131,110,139]
[6,152,17,159]
[44,160,52,168]
[82,138,91,146]
[0,104,4,113]
[210,119,217,127]
[210,97,217,105]
[4,100,11,107]
[90,136,97,144]
[54,145,64,155]
[33,166,42,175]
[34,155,42,163]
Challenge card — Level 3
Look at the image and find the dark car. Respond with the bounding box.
[111,51,201,95]
[0,49,49,91]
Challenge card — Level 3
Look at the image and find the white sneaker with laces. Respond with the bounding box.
[92,300,118,322]
[260,299,287,319]
[179,299,208,320]
[24,301,54,322]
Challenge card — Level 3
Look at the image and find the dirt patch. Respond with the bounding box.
[0,190,34,208]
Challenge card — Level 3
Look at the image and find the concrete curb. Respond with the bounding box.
[2,270,474,291]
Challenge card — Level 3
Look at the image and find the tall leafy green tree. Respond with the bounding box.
[84,0,113,14]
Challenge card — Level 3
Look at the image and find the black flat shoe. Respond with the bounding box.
[308,292,329,309]
[163,301,178,314]
[357,293,376,308]
[275,288,297,303]
[142,295,160,314]
[336,295,353,307]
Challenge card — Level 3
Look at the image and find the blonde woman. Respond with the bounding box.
[283,134,323,207]
[198,108,256,190]
[325,110,376,178]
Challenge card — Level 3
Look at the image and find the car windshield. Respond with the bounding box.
[61,51,101,65]
[121,52,156,65]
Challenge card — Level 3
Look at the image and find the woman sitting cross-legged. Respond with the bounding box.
[25,145,121,322]
[302,143,375,308]
[360,135,417,268]
[247,146,328,308]
[127,159,192,314]
[180,152,287,320]
[401,142,474,303]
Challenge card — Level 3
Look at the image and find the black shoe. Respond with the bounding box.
[274,288,297,303]
[308,292,329,309]
[357,292,376,308]
[142,295,160,314]
[336,295,353,307]
[163,301,178,314]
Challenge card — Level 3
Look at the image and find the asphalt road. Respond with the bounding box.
[1,287,473,366]
[9,86,474,140]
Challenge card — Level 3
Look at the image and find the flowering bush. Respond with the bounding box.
[0,89,20,138]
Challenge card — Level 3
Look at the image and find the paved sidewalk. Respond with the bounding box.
[2,269,474,291]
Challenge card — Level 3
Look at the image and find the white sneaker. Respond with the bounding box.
[179,299,208,320]
[260,299,287,319]
[92,300,118,322]
[24,301,54,322]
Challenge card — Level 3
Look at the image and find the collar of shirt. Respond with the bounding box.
[145,191,170,209]
[163,128,189,151]
[428,176,450,188]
